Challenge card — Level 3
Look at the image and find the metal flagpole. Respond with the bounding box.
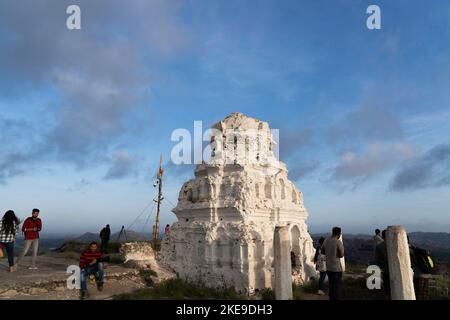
[153,154,164,242]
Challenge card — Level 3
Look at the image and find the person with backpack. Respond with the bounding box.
[321,227,345,300]
[99,224,111,254]
[0,210,20,272]
[314,237,327,295]
[79,241,105,299]
[409,242,434,300]
[16,208,42,270]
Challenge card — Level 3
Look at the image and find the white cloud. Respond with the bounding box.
[329,142,419,190]
[104,151,137,180]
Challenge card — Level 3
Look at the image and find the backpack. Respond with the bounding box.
[412,246,435,274]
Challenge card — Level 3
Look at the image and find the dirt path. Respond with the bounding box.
[0,252,145,300]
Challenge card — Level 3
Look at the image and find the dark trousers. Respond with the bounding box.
[100,239,109,254]
[327,271,343,300]
[1,242,15,267]
[414,277,429,300]
[382,270,391,297]
[318,271,327,291]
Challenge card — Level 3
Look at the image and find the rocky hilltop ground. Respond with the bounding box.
[2,232,449,300]
[0,242,175,300]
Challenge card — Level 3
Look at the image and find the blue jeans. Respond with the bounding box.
[318,271,327,291]
[1,242,14,267]
[80,263,104,292]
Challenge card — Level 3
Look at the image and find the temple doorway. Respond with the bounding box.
[290,225,302,274]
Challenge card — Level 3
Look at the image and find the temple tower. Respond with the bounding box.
[160,112,316,294]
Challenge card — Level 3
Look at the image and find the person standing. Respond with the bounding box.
[314,237,327,295]
[99,224,111,254]
[373,229,384,246]
[16,208,42,269]
[0,210,20,272]
[410,243,432,300]
[373,229,384,252]
[164,224,170,236]
[375,230,390,298]
[321,227,345,300]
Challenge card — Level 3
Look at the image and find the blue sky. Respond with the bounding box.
[0,0,449,235]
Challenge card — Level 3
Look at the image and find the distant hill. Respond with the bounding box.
[408,232,450,250]
[311,233,372,240]
[110,230,151,242]
[75,232,99,242]
[408,232,450,274]
[72,230,152,243]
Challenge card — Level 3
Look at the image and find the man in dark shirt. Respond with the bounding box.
[99,224,111,254]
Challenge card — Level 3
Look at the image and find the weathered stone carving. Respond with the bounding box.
[160,112,316,294]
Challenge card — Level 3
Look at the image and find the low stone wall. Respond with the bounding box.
[119,241,176,282]
[119,242,158,270]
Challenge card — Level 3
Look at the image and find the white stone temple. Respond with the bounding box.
[160,112,316,294]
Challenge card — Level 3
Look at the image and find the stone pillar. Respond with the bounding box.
[386,226,416,300]
[273,226,292,300]
[339,234,346,273]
